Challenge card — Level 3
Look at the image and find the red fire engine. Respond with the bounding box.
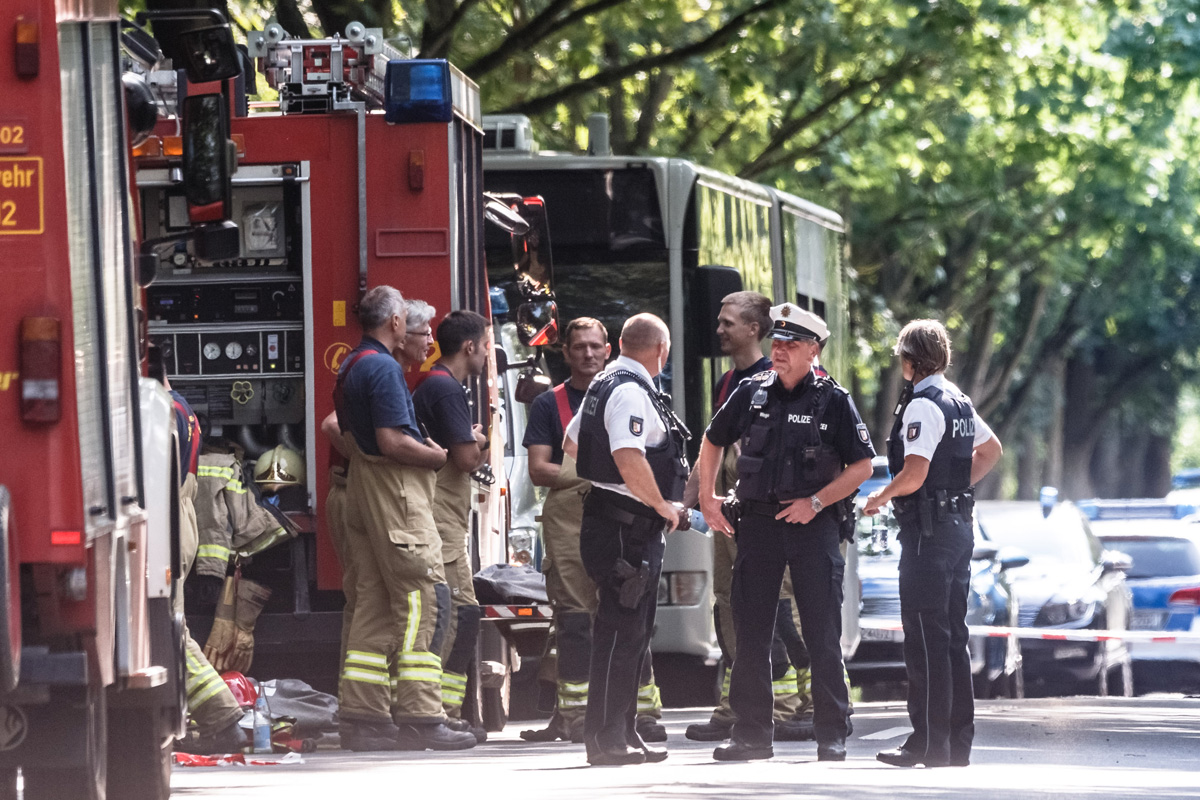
[0,2,249,798]
[135,22,554,731]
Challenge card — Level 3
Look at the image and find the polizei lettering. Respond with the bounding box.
[951,417,976,438]
[788,414,813,424]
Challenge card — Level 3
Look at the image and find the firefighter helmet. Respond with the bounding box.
[254,446,305,491]
[222,671,258,707]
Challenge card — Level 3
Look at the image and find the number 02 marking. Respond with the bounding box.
[0,201,15,227]
[0,126,23,146]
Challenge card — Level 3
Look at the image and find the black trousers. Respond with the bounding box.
[729,511,849,747]
[897,513,975,763]
[579,490,665,753]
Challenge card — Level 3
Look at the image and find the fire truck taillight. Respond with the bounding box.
[15,16,39,79]
[19,316,61,423]
[384,60,452,124]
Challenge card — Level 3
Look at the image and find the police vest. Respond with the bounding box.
[886,382,975,497]
[736,372,844,502]
[575,370,689,503]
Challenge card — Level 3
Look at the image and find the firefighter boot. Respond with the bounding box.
[175,718,248,755]
[203,576,238,670]
[395,722,477,751]
[520,712,570,742]
[224,579,271,674]
[341,719,401,752]
[446,716,488,744]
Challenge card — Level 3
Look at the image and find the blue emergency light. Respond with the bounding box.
[384,59,453,124]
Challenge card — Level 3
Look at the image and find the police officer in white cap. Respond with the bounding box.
[697,303,874,763]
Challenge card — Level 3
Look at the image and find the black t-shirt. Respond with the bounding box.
[712,355,772,410]
[522,382,586,466]
[706,370,876,466]
[412,366,476,449]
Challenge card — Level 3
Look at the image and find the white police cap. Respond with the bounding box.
[768,303,829,343]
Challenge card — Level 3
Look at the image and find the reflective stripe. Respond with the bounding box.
[346,650,389,668]
[342,668,391,686]
[396,669,442,682]
[197,466,235,479]
[773,666,799,696]
[797,667,812,695]
[396,651,441,668]
[190,677,229,707]
[403,590,421,652]
[196,544,231,560]
[637,683,662,713]
[559,680,589,694]
[441,671,468,688]
[226,478,247,495]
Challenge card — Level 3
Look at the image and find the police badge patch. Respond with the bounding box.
[857,423,870,443]
[906,421,921,441]
[630,417,644,436]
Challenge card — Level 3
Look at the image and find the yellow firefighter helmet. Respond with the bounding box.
[254,446,305,491]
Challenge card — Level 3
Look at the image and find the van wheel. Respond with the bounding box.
[23,686,107,800]
[107,707,172,800]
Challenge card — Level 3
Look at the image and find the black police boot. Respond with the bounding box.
[817,739,847,762]
[876,747,948,768]
[685,719,733,742]
[774,714,815,742]
[588,744,647,766]
[520,714,570,742]
[445,716,488,744]
[713,741,774,762]
[395,722,478,751]
[628,730,669,763]
[635,715,667,742]
[340,719,401,752]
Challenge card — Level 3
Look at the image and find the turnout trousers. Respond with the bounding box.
[896,513,975,764]
[340,439,445,724]
[177,474,242,735]
[729,510,848,748]
[578,489,665,753]
[432,462,480,718]
[325,464,353,666]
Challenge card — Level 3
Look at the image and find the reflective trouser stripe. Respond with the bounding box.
[343,649,391,686]
[185,650,228,709]
[797,667,812,695]
[773,666,799,697]
[637,682,662,714]
[720,667,732,700]
[441,671,468,708]
[557,680,588,709]
[403,590,421,653]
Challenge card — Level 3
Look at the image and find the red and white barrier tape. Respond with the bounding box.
[860,621,1200,643]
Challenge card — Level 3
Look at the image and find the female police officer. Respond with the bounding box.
[863,319,1003,768]
[698,303,874,763]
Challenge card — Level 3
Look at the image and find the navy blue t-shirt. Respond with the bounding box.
[336,337,423,456]
[522,383,586,466]
[712,355,772,410]
[413,366,476,450]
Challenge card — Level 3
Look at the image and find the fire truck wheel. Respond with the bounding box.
[22,685,107,800]
[106,707,172,800]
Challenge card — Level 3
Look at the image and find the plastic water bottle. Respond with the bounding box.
[252,689,272,754]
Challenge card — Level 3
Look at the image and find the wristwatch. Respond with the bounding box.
[809,495,824,513]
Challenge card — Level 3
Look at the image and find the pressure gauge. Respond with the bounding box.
[203,342,221,360]
[225,341,243,360]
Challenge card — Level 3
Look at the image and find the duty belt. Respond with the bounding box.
[588,487,663,527]
[894,488,974,516]
[740,499,795,517]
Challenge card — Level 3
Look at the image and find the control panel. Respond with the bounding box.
[147,281,304,324]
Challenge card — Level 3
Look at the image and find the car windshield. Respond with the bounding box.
[1096,536,1200,579]
[978,502,1097,571]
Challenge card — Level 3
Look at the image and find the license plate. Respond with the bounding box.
[860,627,902,642]
[1130,610,1168,630]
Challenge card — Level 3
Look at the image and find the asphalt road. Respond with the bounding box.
[171,696,1200,800]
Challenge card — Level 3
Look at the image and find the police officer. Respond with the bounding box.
[698,303,873,762]
[685,291,813,743]
[336,286,475,752]
[864,319,1003,768]
[563,313,690,766]
[413,310,490,737]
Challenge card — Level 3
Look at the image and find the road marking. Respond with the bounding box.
[860,726,913,740]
